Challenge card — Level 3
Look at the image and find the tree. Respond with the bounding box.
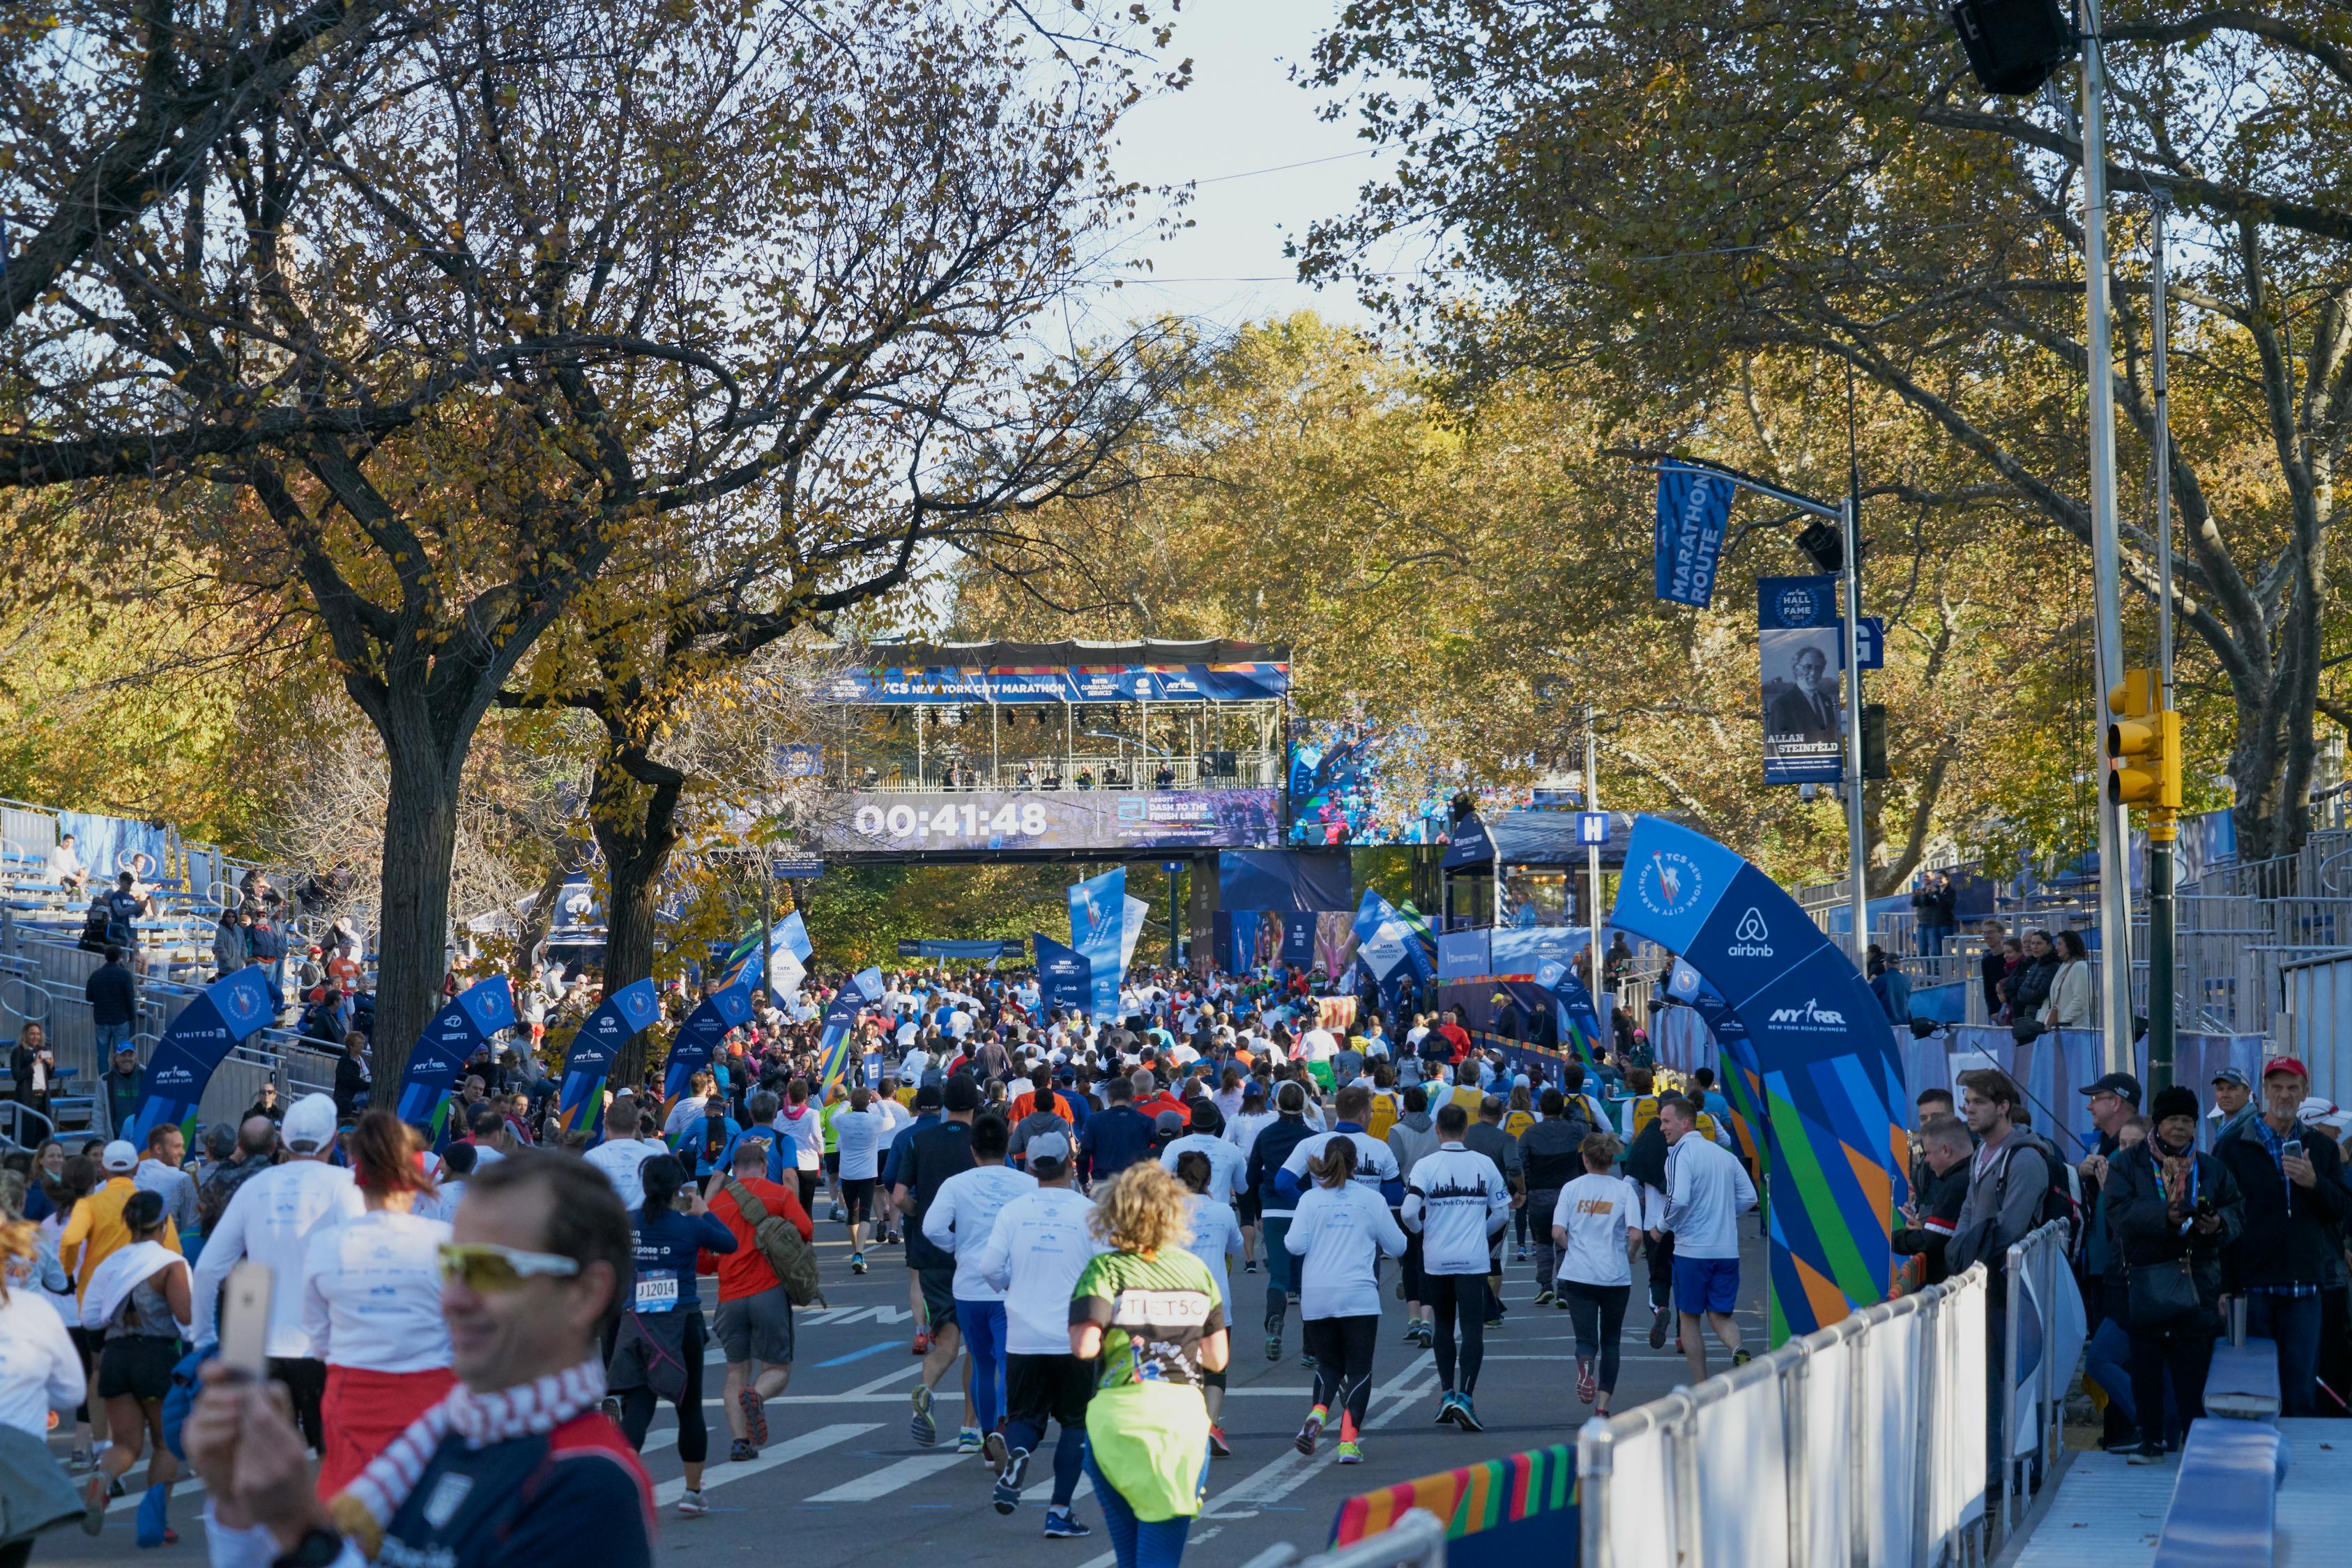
[6,0,1171,1080]
[1302,0,2352,861]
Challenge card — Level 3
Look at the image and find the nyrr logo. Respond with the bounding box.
[1767,998,1846,1027]
[1726,907,1774,959]
[1635,850,1704,919]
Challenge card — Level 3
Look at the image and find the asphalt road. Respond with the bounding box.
[42,1218,1768,1567]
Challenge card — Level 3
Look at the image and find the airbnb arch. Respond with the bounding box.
[1611,815,1908,1341]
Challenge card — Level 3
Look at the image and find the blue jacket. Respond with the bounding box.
[1078,1104,1156,1185]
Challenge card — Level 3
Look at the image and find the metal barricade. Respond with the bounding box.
[1237,1507,1447,1568]
[1996,1218,2069,1548]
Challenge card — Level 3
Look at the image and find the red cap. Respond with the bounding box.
[2262,1055,2310,1082]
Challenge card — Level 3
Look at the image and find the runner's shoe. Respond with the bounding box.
[1293,1410,1324,1456]
[1398,1321,1423,1342]
[1576,1359,1598,1404]
[676,1490,708,1517]
[910,1383,938,1447]
[1534,1287,1554,1306]
[1208,1424,1231,1457]
[1453,1395,1484,1432]
[850,1251,867,1274]
[956,1427,984,1453]
[739,1387,770,1447]
[81,1473,108,1536]
[1649,1305,1670,1349]
[993,1447,1031,1513]
[1244,1259,1258,1273]
[1732,1347,1752,1367]
[1434,1391,1460,1426]
[1336,1440,1364,1465]
[1042,1509,1091,1539]
[831,1204,846,1222]
[1515,1246,1530,1262]
[729,1438,758,1462]
[1300,1352,1318,1370]
[912,1328,931,1356]
[602,1395,625,1427]
[984,1430,1012,1476]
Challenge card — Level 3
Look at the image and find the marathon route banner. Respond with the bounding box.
[1353,889,1435,1020]
[124,966,280,1147]
[554,978,661,1139]
[1069,868,1148,1020]
[1610,813,1907,1342]
[1032,933,1092,1017]
[1758,574,1845,785]
[1655,464,1736,609]
[804,788,1281,855]
[393,976,518,1144]
[814,967,885,1096]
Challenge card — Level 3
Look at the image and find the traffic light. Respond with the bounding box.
[1950,0,2075,95]
[2106,669,2182,811]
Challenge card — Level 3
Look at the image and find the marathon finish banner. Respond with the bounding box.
[662,975,755,1102]
[125,966,279,1147]
[1032,933,1092,1016]
[804,787,1281,854]
[814,968,885,1095]
[1611,813,1905,1342]
[1757,574,1846,785]
[394,976,518,1143]
[554,977,660,1139]
[818,660,1288,705]
[1654,465,1736,608]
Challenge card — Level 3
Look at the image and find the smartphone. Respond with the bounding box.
[217,1261,274,1379]
[2282,1139,2305,1162]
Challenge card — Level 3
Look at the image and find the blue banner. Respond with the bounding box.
[394,976,517,1144]
[126,967,279,1146]
[1758,574,1846,785]
[663,977,755,1101]
[555,978,661,1139]
[815,968,885,1094]
[897,938,1028,961]
[1070,868,1127,1019]
[816,660,1288,706]
[1033,933,1092,1016]
[1534,958,1608,1063]
[1655,466,1736,608]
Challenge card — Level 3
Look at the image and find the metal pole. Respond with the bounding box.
[758,862,772,1004]
[1840,495,1869,966]
[2148,190,2178,1093]
[2082,0,2136,1073]
[1587,706,1605,1029]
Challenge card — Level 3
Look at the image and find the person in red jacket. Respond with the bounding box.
[703,1142,814,1460]
[1435,1013,1474,1066]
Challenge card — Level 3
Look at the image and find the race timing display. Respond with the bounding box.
[804,787,1281,854]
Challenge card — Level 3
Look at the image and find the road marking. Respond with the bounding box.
[806,1452,968,1502]
[651,1422,878,1505]
[844,1362,922,1397]
[815,1340,902,1368]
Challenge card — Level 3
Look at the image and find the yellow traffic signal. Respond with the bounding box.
[2107,670,2181,811]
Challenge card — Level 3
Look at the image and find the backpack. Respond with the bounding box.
[725,1179,827,1308]
[1987,1130,2080,1244]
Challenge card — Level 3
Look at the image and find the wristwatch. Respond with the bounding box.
[273,1527,345,1568]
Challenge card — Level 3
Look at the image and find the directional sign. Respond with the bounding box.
[1576,812,1610,847]
[770,856,826,879]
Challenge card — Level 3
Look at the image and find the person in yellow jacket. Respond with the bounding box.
[59,1140,181,1299]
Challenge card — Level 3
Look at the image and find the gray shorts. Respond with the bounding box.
[713,1286,795,1367]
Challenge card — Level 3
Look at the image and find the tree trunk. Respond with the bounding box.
[372,734,461,1089]
[588,746,685,1091]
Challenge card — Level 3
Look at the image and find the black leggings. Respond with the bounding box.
[1301,1314,1378,1430]
[620,1314,708,1465]
[1559,1280,1631,1394]
[1426,1274,1488,1397]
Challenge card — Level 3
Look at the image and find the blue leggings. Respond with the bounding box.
[956,1300,1009,1432]
[1005,1416,1086,1508]
[1085,1447,1205,1568]
[1262,1215,1293,1327]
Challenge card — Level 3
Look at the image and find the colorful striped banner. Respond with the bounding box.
[1329,1443,1579,1567]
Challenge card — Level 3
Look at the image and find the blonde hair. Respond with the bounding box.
[1089,1161,1191,1257]
[0,1217,36,1303]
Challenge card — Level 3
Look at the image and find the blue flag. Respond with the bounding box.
[663,977,756,1101]
[815,969,885,1095]
[126,967,280,1147]
[555,978,661,1139]
[1033,933,1092,1017]
[1069,868,1127,1019]
[394,977,517,1146]
[1656,466,1736,608]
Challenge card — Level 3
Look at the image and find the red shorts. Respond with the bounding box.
[317,1363,459,1497]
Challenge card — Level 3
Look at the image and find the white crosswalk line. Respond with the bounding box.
[652,1422,879,1505]
[806,1451,968,1502]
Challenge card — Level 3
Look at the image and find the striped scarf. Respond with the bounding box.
[331,1358,606,1551]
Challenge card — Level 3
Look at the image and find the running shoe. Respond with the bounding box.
[912,1329,931,1356]
[1042,1509,1091,1539]
[1293,1411,1323,1456]
[993,1447,1031,1513]
[1244,1259,1258,1273]
[1576,1359,1598,1405]
[956,1427,984,1454]
[1434,1392,1460,1427]
[831,1204,846,1222]
[81,1473,108,1536]
[1336,1440,1364,1465]
[1453,1395,1484,1432]
[1649,1304,1670,1349]
[68,1449,91,1473]
[2125,1443,2166,1467]
[729,1438,758,1463]
[1533,1287,1554,1306]
[602,1394,625,1427]
[850,1252,867,1275]
[910,1383,938,1447]
[739,1386,770,1447]
[1731,1348,1752,1367]
[1208,1424,1232,1458]
[984,1430,1012,1476]
[1399,1322,1423,1342]
[1299,1353,1318,1371]
[1555,1294,1573,1310]
[1515,1246,1530,1262]
[1483,1315,1505,1328]
[676,1489,708,1516]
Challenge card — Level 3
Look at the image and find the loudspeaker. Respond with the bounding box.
[1950,0,2075,95]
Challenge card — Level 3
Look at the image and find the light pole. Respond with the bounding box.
[1586,705,1605,1020]
[2147,187,2177,1091]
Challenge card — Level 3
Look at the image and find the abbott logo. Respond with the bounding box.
[1727,906,1773,958]
[1768,998,1846,1027]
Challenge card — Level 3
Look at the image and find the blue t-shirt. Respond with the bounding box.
[675,1115,742,1178]
[628,1207,735,1313]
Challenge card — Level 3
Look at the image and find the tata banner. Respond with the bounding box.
[124,967,279,1146]
[555,978,661,1139]
[394,976,519,1143]
[1655,465,1736,608]
[1757,574,1845,785]
[818,661,1288,705]
[1033,933,1092,1016]
[663,976,755,1101]
[805,788,1280,855]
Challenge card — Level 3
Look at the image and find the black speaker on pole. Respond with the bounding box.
[1950,0,2075,95]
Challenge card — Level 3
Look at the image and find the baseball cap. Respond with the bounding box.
[2263,1055,2310,1082]
[112,1039,137,1056]
[1154,1109,1186,1135]
[100,1139,138,1173]
[2293,1095,2351,1133]
[2210,1066,2251,1089]
[282,1091,339,1153]
[2079,1072,2141,1104]
[1026,1130,1072,1167]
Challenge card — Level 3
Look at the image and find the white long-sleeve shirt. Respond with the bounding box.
[1182,1192,1244,1315]
[136,1159,201,1236]
[1400,1143,1513,1276]
[1280,1129,1401,1199]
[971,1185,1104,1355]
[1159,1133,1248,1206]
[0,1286,83,1438]
[300,1210,452,1374]
[192,1158,365,1355]
[921,1164,1037,1302]
[582,1137,663,1212]
[1283,1181,1406,1321]
[1664,1134,1757,1260]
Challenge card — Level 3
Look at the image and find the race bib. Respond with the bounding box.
[635,1275,680,1309]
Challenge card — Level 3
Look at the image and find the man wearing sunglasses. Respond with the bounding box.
[185,1150,652,1568]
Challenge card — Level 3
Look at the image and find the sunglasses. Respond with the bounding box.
[436,1243,581,1292]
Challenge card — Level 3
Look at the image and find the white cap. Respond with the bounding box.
[100,1139,139,1173]
[282,1091,339,1153]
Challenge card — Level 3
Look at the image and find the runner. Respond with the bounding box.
[1660,1095,1757,1381]
[1400,1101,1511,1431]
[609,1153,735,1516]
[921,1112,1035,1456]
[300,1112,455,1495]
[895,1075,979,1446]
[1283,1139,1405,1463]
[1552,1132,1642,1413]
[1071,1162,1226,1568]
[1170,1149,1244,1456]
[706,1139,814,1461]
[773,1077,827,1217]
[1244,1082,1318,1363]
[974,1130,1101,1537]
[583,1100,663,1210]
[831,1086,890,1275]
[76,1191,190,1543]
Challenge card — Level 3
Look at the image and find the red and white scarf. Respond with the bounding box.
[336,1358,606,1537]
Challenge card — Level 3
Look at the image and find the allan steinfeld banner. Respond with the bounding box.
[1655,466,1736,608]
[1757,574,1845,785]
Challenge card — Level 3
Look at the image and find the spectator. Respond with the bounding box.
[333,1031,372,1121]
[9,1020,54,1119]
[199,1116,280,1238]
[2212,1055,2352,1416]
[1946,1068,2059,1474]
[2042,930,2094,1028]
[1911,872,1957,958]
[243,1082,284,1126]
[1893,1117,1972,1284]
[2107,1084,2242,1463]
[211,907,250,978]
[1976,920,2008,1015]
[47,831,88,895]
[86,945,139,1055]
[2005,933,2059,1027]
[133,1122,200,1241]
[102,1041,143,1138]
[243,906,289,1016]
[2206,1066,2255,1139]
[100,872,152,947]
[1866,944,1911,1024]
[2075,1070,2141,1441]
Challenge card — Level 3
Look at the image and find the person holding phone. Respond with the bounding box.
[606,1153,734,1517]
[2213,1054,2352,1415]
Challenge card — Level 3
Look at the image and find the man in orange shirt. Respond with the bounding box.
[703,1141,814,1460]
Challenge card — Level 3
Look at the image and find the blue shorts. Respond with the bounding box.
[1672,1254,1739,1316]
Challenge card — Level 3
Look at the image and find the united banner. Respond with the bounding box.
[393,977,518,1144]
[554,978,661,1139]
[1654,465,1736,608]
[814,968,885,1096]
[124,967,279,1146]
[1033,933,1092,1017]
[1757,574,1845,785]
